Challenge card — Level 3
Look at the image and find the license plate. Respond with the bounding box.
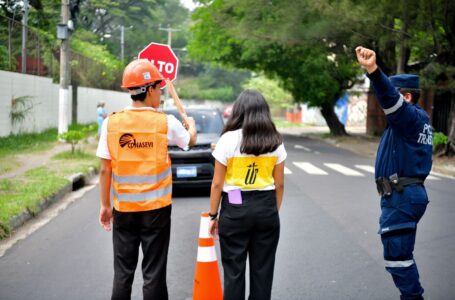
[176,166,197,178]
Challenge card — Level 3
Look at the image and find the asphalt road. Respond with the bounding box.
[1,135,454,300]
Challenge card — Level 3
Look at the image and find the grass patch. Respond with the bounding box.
[52,150,95,160]
[69,122,98,135]
[0,128,58,158]
[51,149,99,177]
[0,167,70,238]
[0,157,21,175]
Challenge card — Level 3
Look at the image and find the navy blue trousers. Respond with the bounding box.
[379,184,428,300]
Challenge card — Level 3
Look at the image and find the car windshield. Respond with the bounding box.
[166,109,223,134]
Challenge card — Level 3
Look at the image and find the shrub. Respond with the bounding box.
[433,132,448,153]
[59,130,86,154]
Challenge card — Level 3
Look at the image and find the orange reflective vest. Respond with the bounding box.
[107,109,172,212]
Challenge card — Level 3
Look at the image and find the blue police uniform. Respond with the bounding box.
[367,69,433,300]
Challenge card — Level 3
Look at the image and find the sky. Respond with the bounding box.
[180,0,199,11]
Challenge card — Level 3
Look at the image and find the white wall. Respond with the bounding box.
[0,70,130,137]
[77,87,129,124]
[0,71,227,137]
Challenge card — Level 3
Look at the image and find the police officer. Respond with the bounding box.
[356,47,432,300]
[96,59,197,300]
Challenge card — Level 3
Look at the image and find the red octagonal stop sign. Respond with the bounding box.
[138,42,179,88]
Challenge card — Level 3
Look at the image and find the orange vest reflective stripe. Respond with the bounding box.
[107,109,172,212]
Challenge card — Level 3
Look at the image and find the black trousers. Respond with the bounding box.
[111,205,171,300]
[218,190,280,300]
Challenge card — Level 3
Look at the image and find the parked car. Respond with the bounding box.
[165,107,224,189]
[223,104,233,118]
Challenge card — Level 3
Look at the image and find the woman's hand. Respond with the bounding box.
[209,219,219,239]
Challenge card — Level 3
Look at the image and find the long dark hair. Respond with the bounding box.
[222,89,282,156]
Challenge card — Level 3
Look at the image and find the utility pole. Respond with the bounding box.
[58,0,70,135]
[120,25,125,62]
[159,24,180,107]
[21,0,29,73]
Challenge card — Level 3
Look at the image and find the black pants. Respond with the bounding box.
[218,190,280,300]
[111,205,171,300]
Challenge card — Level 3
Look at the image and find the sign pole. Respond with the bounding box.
[158,25,180,108]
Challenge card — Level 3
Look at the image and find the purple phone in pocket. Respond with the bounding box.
[227,189,242,205]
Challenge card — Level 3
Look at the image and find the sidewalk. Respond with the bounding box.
[279,125,455,178]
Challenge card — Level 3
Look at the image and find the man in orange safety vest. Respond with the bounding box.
[96,59,197,299]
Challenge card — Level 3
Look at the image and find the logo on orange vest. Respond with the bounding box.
[244,162,259,185]
[119,133,154,149]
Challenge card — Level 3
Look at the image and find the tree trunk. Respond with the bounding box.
[396,7,409,74]
[445,95,455,156]
[320,103,348,136]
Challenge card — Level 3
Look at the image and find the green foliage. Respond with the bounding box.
[59,130,86,154]
[189,0,361,136]
[0,128,57,158]
[0,45,9,69]
[70,39,124,89]
[179,80,235,102]
[9,96,35,130]
[69,123,98,135]
[243,75,292,109]
[433,132,448,152]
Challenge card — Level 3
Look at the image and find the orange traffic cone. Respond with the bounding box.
[193,212,223,300]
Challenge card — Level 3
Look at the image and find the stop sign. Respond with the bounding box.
[138,42,179,88]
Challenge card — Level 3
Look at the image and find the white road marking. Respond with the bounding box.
[293,162,328,175]
[355,165,441,180]
[294,144,311,152]
[355,165,375,173]
[284,167,293,174]
[324,163,364,176]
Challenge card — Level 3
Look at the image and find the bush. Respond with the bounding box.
[59,130,86,154]
[433,132,448,153]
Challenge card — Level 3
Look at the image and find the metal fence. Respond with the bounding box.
[0,14,58,78]
[0,15,121,90]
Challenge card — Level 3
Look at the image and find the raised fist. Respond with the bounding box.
[355,46,378,74]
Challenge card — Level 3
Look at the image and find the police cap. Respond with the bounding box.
[389,74,420,89]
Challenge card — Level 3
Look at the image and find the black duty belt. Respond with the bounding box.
[375,173,424,197]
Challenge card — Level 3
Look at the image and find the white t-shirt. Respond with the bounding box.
[212,129,287,192]
[96,106,189,160]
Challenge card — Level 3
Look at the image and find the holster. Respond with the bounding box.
[375,173,424,197]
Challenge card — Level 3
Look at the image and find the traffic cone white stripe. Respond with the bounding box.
[198,215,210,238]
[197,246,217,262]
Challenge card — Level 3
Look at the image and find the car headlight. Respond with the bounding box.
[210,143,216,151]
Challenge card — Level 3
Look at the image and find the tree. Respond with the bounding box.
[243,75,293,114]
[189,0,361,135]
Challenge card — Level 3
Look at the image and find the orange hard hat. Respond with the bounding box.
[121,59,164,89]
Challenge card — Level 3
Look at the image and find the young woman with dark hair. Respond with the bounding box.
[208,89,286,300]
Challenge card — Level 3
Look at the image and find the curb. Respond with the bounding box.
[8,166,99,232]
